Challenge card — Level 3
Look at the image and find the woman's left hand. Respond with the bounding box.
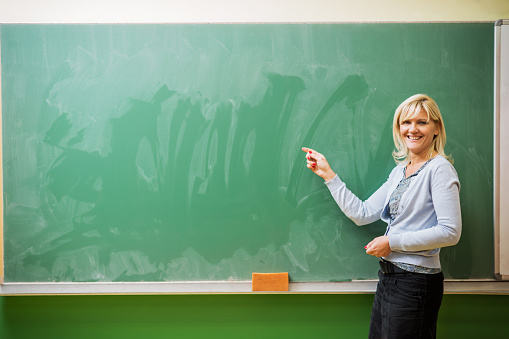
[365,236,392,257]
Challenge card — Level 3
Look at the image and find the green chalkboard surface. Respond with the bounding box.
[1,24,493,283]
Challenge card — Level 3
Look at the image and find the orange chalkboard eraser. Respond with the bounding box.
[252,272,289,292]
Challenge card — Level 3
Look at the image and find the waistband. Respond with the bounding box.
[379,258,442,275]
[379,259,407,274]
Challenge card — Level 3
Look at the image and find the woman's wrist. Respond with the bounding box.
[322,171,336,183]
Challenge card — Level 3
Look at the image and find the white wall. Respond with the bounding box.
[0,0,508,23]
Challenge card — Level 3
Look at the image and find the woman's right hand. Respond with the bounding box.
[302,147,336,182]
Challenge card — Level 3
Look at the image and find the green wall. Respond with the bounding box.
[1,294,508,338]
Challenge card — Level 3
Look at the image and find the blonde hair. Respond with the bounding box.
[392,94,452,164]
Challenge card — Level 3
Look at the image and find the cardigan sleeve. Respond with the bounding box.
[325,174,389,226]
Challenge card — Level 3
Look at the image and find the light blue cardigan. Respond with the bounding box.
[325,155,461,269]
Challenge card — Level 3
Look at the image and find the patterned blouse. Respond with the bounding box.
[388,158,442,274]
[388,158,433,222]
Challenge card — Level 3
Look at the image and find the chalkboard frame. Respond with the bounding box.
[0,31,3,285]
[1,280,509,295]
[1,22,507,294]
[494,19,509,280]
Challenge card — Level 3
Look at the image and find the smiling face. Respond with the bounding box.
[392,94,449,164]
[399,109,439,161]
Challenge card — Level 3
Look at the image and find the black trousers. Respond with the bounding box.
[368,268,444,339]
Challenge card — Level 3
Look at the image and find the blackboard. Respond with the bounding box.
[0,23,494,285]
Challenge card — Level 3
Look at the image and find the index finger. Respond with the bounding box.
[302,147,314,154]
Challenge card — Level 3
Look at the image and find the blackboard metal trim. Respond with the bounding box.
[494,19,509,280]
[1,280,509,295]
[0,23,4,286]
[494,17,501,280]
[0,21,499,26]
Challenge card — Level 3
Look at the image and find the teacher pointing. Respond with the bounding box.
[303,94,461,339]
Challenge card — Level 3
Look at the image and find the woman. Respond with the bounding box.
[303,94,461,339]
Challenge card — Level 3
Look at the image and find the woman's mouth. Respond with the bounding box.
[408,136,422,140]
